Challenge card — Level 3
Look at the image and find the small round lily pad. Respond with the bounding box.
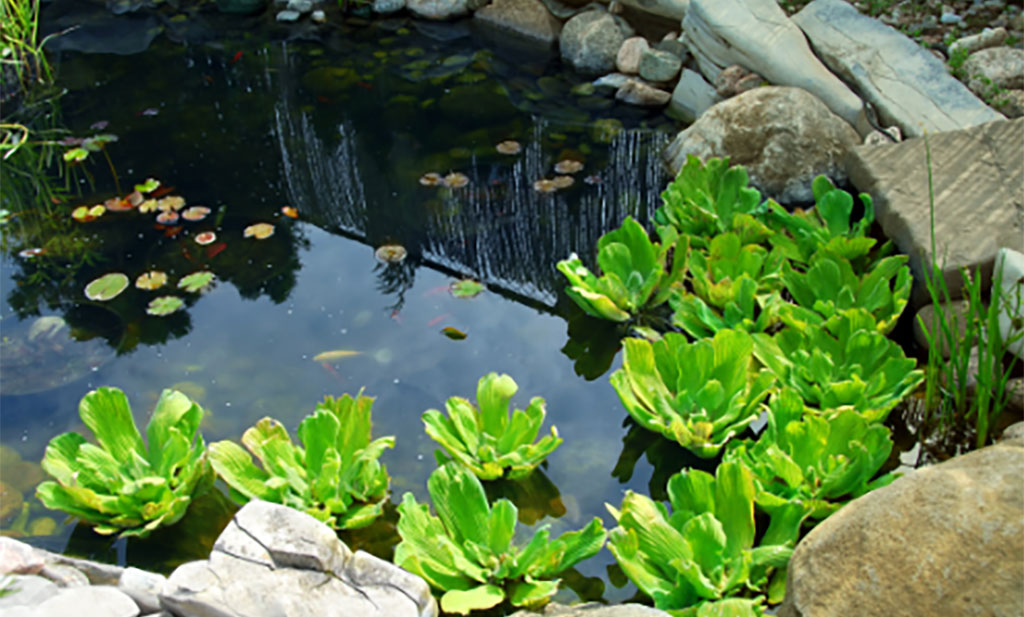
[450,279,484,299]
[244,223,275,239]
[178,271,215,293]
[146,296,184,316]
[85,273,129,301]
[136,271,168,290]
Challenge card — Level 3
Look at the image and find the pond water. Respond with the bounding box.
[0,12,695,603]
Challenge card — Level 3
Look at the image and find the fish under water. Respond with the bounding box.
[312,349,362,363]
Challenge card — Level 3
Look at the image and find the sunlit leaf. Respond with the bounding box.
[134,178,160,193]
[85,273,129,301]
[138,199,158,214]
[195,231,217,245]
[146,296,184,316]
[442,326,467,340]
[72,205,105,222]
[135,271,168,291]
[182,206,211,222]
[450,280,484,299]
[63,148,89,163]
[178,272,215,293]
[157,196,186,212]
[243,223,275,240]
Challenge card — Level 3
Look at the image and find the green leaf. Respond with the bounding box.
[440,585,505,614]
[510,578,560,608]
[79,388,147,463]
[177,271,215,293]
[84,273,129,301]
[134,177,160,193]
[428,463,490,547]
[63,147,89,162]
[146,296,184,316]
[450,279,484,298]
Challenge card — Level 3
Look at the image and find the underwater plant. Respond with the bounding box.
[422,372,563,480]
[606,461,803,615]
[36,387,213,538]
[725,388,897,521]
[395,462,607,614]
[556,216,686,323]
[752,308,924,423]
[610,329,775,458]
[209,391,394,530]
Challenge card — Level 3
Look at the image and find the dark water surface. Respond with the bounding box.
[0,13,686,603]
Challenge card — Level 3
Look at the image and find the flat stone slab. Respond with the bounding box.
[845,118,1024,304]
[793,0,1003,138]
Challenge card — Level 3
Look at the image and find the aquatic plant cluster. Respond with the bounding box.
[32,158,937,615]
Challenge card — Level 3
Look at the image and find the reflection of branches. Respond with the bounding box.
[373,259,416,315]
[612,416,720,501]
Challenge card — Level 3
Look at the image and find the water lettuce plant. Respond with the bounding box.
[606,461,803,615]
[556,216,686,322]
[423,372,563,480]
[725,388,897,520]
[36,387,213,538]
[610,329,774,458]
[780,253,911,334]
[655,155,773,248]
[395,462,607,614]
[767,176,881,267]
[209,391,394,530]
[752,309,923,423]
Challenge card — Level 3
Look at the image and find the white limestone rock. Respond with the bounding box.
[995,247,1024,360]
[667,68,721,123]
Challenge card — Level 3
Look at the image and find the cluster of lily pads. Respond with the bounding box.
[418,139,592,196]
[555,155,922,614]
[66,177,282,317]
[35,371,599,614]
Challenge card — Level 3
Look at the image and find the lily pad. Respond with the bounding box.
[156,211,179,224]
[63,148,89,163]
[72,205,105,222]
[146,296,184,316]
[182,206,211,222]
[178,271,215,293]
[243,223,275,239]
[443,172,469,188]
[85,273,129,301]
[195,231,217,245]
[554,159,583,174]
[135,271,168,290]
[139,199,158,213]
[157,196,186,212]
[496,140,521,155]
[375,244,407,264]
[450,279,484,299]
[135,178,160,193]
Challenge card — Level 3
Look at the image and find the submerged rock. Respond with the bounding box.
[0,316,114,396]
[560,10,629,76]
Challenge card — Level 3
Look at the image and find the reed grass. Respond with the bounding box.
[917,135,1023,449]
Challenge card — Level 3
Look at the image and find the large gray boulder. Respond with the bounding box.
[160,500,436,617]
[560,10,630,76]
[681,0,867,134]
[995,247,1024,360]
[845,118,1024,304]
[406,0,469,20]
[778,439,1024,617]
[961,47,1024,99]
[473,0,562,47]
[793,0,1004,138]
[665,87,860,204]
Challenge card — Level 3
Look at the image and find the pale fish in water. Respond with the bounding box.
[312,349,362,363]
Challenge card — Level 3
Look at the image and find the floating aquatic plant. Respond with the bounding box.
[156,211,179,224]
[281,206,298,219]
[181,206,211,222]
[554,160,583,174]
[194,231,216,245]
[443,172,470,189]
[243,223,274,240]
[106,196,134,212]
[135,271,168,291]
[157,196,185,212]
[450,279,484,299]
[533,179,558,193]
[496,140,521,155]
[146,296,184,316]
[139,199,158,214]
[85,273,129,301]
[419,172,443,186]
[375,244,407,264]
[63,148,88,163]
[134,178,160,193]
[72,205,105,222]
[178,272,215,293]
[552,175,574,189]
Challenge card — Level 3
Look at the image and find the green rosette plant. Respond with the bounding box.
[36,387,213,538]
[725,388,897,520]
[556,216,687,322]
[395,462,607,614]
[423,373,563,480]
[670,232,787,339]
[209,391,394,530]
[606,461,806,615]
[779,252,911,334]
[610,329,775,458]
[767,176,884,268]
[752,309,924,423]
[656,155,774,249]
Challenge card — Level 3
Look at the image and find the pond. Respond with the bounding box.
[0,8,693,603]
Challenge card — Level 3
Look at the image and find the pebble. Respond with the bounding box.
[276,9,301,21]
